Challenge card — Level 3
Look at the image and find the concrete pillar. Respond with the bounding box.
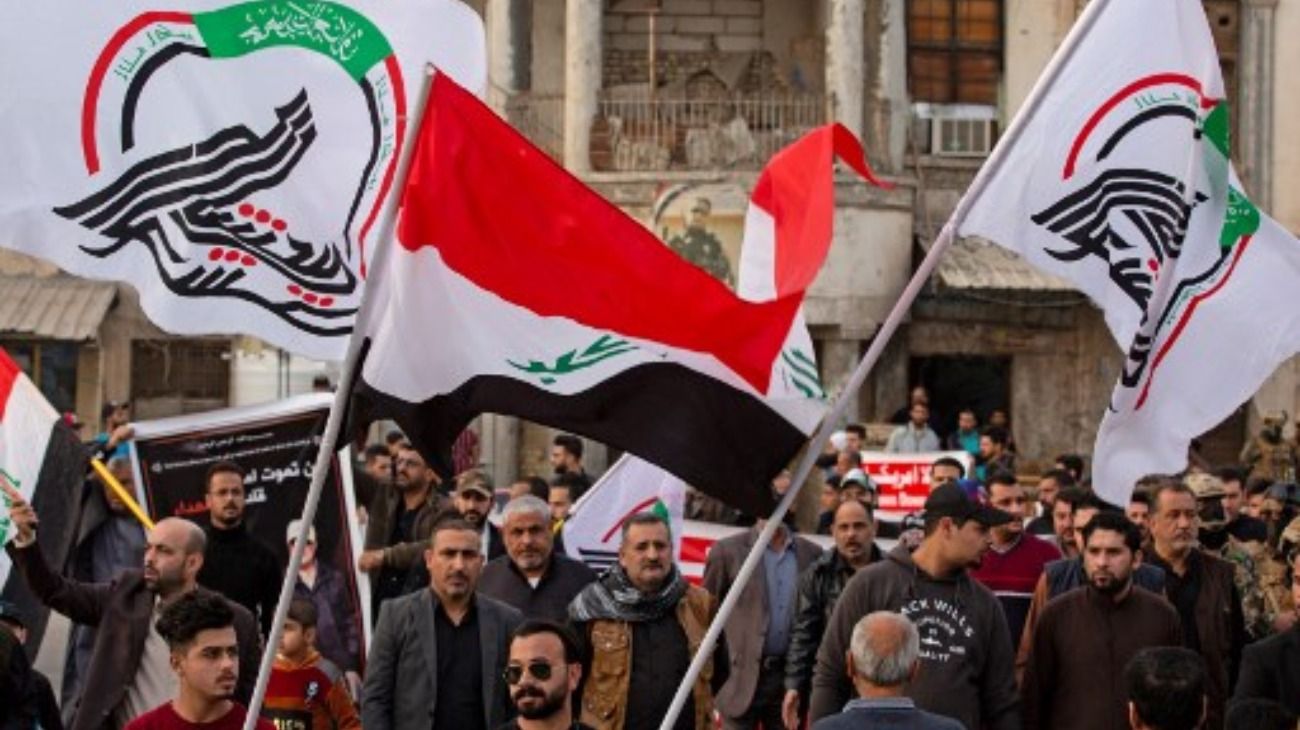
[820,336,864,422]
[564,0,602,173]
[486,0,532,112]
[478,414,521,485]
[875,0,908,171]
[825,0,866,141]
[1238,0,1276,211]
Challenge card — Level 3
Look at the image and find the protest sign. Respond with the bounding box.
[129,393,369,671]
[862,450,975,522]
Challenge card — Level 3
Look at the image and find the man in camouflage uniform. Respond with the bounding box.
[1256,516,1300,634]
[1187,473,1271,639]
[1240,412,1298,482]
[668,197,734,287]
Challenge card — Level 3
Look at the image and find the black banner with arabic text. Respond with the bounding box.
[131,398,366,673]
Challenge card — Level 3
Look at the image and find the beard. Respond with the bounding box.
[1090,573,1132,596]
[513,684,568,720]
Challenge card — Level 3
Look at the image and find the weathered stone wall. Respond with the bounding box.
[897,300,1120,474]
[605,0,765,59]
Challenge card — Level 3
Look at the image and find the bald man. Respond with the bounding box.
[4,488,261,730]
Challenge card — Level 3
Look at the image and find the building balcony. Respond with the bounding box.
[592,91,825,171]
[502,89,827,173]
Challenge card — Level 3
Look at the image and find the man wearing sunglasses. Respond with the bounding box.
[501,620,592,730]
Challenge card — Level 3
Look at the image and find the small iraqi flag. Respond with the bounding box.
[0,347,89,650]
[351,73,881,517]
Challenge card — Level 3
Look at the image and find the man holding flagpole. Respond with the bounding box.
[957,0,1300,508]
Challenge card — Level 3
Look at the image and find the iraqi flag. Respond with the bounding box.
[351,73,884,517]
[0,347,90,651]
[957,0,1300,505]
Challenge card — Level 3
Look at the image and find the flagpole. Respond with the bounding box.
[88,457,154,530]
[240,65,436,730]
[656,1,1115,728]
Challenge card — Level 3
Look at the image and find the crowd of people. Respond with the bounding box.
[2,398,1299,730]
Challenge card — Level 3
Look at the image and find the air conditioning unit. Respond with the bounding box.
[912,103,998,157]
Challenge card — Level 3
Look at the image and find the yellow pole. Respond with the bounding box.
[89,457,155,531]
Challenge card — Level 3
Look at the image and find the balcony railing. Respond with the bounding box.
[594,93,826,171]
[501,91,827,172]
[503,92,566,162]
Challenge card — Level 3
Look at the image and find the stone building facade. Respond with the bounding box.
[468,0,1298,481]
[3,1,1293,485]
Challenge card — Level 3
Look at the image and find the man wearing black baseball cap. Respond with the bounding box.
[808,484,1021,730]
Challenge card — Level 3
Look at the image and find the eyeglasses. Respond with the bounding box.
[504,661,554,685]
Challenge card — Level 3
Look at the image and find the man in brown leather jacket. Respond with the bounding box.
[1143,480,1245,730]
[568,512,729,730]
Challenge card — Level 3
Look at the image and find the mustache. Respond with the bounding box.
[513,687,546,701]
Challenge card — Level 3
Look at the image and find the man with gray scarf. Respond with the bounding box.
[569,512,729,730]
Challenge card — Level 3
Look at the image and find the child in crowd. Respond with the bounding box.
[263,599,361,730]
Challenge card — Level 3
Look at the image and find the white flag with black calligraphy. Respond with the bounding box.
[0,1,484,361]
[958,0,1300,504]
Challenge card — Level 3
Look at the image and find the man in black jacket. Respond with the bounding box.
[196,460,283,638]
[479,496,595,621]
[782,498,882,729]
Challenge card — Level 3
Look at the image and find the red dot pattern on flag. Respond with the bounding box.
[206,247,258,269]
[283,285,333,308]
[237,202,287,234]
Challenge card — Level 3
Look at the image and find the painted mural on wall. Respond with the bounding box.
[652,183,747,290]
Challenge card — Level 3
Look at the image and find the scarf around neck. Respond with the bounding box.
[568,563,688,623]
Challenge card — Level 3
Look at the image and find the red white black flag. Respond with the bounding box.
[0,348,90,649]
[351,73,882,516]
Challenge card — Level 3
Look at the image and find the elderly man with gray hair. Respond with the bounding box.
[478,495,597,621]
[812,612,963,730]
